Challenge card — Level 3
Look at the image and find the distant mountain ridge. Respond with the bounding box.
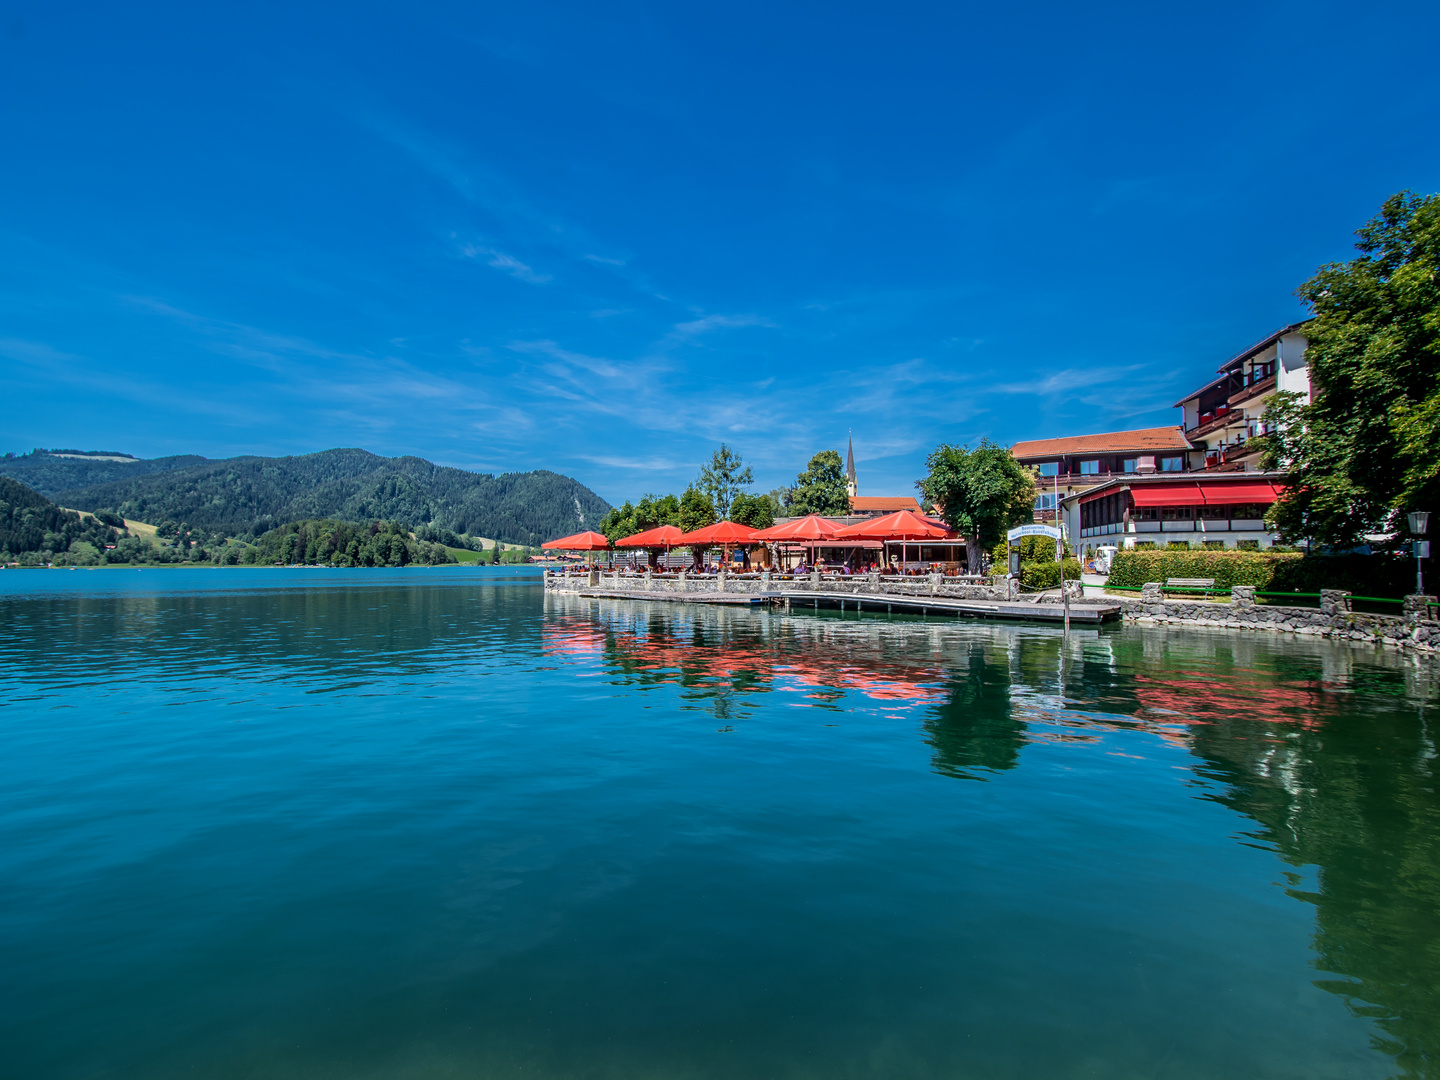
[0,448,610,546]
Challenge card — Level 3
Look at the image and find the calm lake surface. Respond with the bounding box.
[3,567,1439,1079]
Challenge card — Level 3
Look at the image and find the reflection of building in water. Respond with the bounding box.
[1112,632,1440,1077]
[543,591,1440,1076]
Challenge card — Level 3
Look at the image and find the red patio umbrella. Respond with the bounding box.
[675,520,760,546]
[750,514,844,541]
[832,509,956,570]
[541,530,612,551]
[673,520,759,568]
[614,524,684,548]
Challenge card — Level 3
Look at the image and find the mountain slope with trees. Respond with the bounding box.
[0,477,121,560]
[0,448,610,546]
[0,450,209,493]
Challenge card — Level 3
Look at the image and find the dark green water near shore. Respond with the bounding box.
[2,567,1439,1078]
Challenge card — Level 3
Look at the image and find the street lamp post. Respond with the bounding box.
[1409,511,1430,594]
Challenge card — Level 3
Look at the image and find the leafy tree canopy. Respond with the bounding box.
[917,441,1035,574]
[785,451,850,517]
[677,486,717,534]
[1261,191,1440,547]
[696,443,753,520]
[730,491,776,529]
[598,491,683,542]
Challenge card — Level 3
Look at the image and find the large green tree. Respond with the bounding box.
[785,450,851,516]
[696,444,753,520]
[917,440,1036,575]
[1261,191,1440,547]
[677,486,717,534]
[730,491,776,529]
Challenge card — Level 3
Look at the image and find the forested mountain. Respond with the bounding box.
[0,447,610,546]
[0,449,209,493]
[0,477,120,558]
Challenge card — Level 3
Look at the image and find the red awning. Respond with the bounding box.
[1095,480,1285,509]
[1196,481,1283,505]
[1129,484,1206,507]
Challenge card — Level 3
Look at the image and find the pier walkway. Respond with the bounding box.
[545,570,1121,624]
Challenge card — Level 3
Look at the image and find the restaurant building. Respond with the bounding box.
[1061,472,1288,555]
[1011,427,1198,524]
[1173,322,1311,472]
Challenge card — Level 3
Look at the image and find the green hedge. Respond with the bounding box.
[1108,550,1415,597]
[1108,550,1293,588]
[1022,557,1082,590]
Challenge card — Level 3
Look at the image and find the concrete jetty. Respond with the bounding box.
[544,569,1122,624]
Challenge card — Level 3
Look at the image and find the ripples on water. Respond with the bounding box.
[1,567,1438,1079]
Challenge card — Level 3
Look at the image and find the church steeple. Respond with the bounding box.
[845,431,857,499]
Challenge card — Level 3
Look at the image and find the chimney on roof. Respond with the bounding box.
[845,431,857,498]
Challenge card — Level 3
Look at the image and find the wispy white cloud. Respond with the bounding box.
[583,254,627,267]
[458,241,551,284]
[991,364,1144,397]
[508,339,623,380]
[669,313,773,339]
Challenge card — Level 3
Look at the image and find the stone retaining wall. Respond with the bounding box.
[1121,584,1439,652]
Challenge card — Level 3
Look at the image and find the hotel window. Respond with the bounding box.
[1033,493,1057,510]
[1122,459,1137,473]
[1160,456,1184,472]
[1199,505,1228,520]
[1231,503,1267,519]
[1079,460,1100,475]
[1134,507,1159,521]
[1038,462,1059,477]
[1161,506,1193,521]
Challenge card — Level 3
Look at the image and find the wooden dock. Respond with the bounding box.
[553,586,1121,624]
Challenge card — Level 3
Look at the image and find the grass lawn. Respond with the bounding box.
[445,546,485,563]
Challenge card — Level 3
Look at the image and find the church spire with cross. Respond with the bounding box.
[845,431,857,499]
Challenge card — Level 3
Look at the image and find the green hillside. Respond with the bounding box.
[1,448,610,547]
[0,449,209,492]
[0,477,121,560]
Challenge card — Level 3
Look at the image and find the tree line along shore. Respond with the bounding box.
[0,477,540,568]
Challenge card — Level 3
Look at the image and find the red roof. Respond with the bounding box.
[850,496,921,513]
[1011,427,1192,459]
[833,509,956,541]
[613,524,683,548]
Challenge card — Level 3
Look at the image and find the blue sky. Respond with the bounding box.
[2,1,1438,504]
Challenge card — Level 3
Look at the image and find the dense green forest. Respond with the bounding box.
[0,449,209,492]
[0,477,121,563]
[246,520,457,567]
[0,477,540,568]
[0,447,610,546]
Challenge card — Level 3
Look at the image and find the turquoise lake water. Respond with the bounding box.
[2,567,1438,1078]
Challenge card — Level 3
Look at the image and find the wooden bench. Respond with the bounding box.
[1164,577,1217,597]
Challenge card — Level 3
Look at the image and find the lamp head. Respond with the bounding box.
[1409,511,1430,535]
